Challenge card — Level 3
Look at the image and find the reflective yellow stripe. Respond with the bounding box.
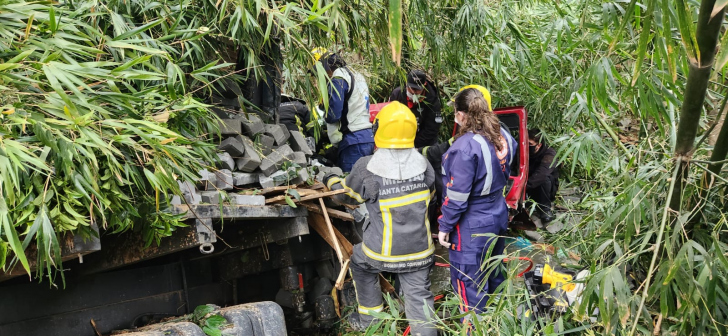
[326,176,341,189]
[326,176,365,203]
[379,190,430,255]
[358,304,384,315]
[363,243,435,262]
[379,190,430,206]
[340,178,365,203]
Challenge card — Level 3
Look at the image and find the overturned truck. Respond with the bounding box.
[0,79,360,336]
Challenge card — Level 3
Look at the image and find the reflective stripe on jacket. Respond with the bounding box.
[438,130,517,265]
[327,156,436,270]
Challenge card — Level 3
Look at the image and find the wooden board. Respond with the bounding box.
[301,202,354,221]
[307,213,395,294]
[265,189,346,204]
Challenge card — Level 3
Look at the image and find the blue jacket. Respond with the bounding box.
[438,129,517,265]
[326,77,374,151]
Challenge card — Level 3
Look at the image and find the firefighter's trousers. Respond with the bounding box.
[350,255,436,336]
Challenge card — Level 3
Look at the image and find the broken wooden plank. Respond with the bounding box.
[266,189,346,204]
[263,189,324,204]
[320,198,344,264]
[301,202,354,221]
[335,259,350,290]
[307,213,395,294]
[238,185,295,196]
[169,204,306,219]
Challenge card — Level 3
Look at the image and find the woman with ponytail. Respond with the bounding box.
[436,87,517,314]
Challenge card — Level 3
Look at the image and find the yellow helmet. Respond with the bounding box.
[373,101,417,149]
[455,85,492,111]
[311,47,328,62]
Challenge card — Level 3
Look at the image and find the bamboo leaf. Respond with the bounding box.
[631,0,655,86]
[712,0,728,19]
[388,0,402,66]
[113,19,164,41]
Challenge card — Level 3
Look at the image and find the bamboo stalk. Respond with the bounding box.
[670,0,725,211]
[629,158,681,336]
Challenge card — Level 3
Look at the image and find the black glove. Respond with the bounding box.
[322,173,338,187]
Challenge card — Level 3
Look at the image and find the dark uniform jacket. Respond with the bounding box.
[527,145,559,189]
[326,156,436,272]
[278,99,311,134]
[389,82,442,148]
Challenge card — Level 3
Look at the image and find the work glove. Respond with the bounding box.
[438,231,451,249]
[322,173,339,187]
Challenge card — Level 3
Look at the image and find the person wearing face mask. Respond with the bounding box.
[389,70,442,148]
[526,128,559,223]
[436,87,516,315]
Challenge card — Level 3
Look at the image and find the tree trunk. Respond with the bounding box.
[670,0,725,212]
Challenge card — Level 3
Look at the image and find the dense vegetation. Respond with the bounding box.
[1,0,727,334]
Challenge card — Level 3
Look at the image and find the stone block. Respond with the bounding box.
[265,124,290,146]
[240,114,265,136]
[217,118,242,136]
[259,171,286,189]
[258,134,275,155]
[196,169,217,191]
[178,180,201,205]
[305,137,316,153]
[235,136,262,172]
[291,168,310,185]
[289,131,313,155]
[214,169,234,190]
[200,191,222,204]
[229,194,266,206]
[216,152,236,171]
[232,172,258,186]
[290,152,307,166]
[218,137,245,157]
[259,145,293,176]
[169,195,182,205]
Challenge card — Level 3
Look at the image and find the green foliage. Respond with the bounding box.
[191,305,229,336]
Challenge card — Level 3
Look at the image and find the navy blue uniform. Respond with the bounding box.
[438,129,516,313]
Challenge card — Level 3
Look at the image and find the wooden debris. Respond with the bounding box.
[238,185,296,196]
[265,189,346,204]
[319,198,344,264]
[308,212,395,294]
[335,259,350,290]
[301,202,354,221]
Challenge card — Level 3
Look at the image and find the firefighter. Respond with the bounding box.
[437,87,516,313]
[389,70,443,147]
[527,128,559,223]
[419,85,512,234]
[311,48,374,172]
[323,101,437,336]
